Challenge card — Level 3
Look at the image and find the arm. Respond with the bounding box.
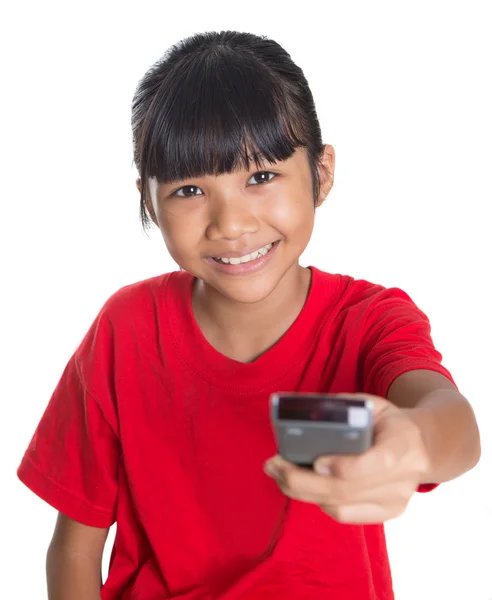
[388,369,481,483]
[265,369,481,524]
[46,513,109,600]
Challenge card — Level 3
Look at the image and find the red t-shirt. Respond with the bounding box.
[18,267,452,599]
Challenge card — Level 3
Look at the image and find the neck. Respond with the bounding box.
[191,264,311,363]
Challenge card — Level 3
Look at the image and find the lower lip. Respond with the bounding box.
[206,242,280,275]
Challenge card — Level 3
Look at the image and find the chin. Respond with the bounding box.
[210,267,296,305]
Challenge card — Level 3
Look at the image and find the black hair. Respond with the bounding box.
[132,30,324,231]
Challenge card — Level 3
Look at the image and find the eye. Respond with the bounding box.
[248,171,276,185]
[173,185,204,198]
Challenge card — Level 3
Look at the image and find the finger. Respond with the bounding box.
[376,414,430,475]
[313,464,417,507]
[320,502,403,525]
[336,476,418,507]
[314,446,398,482]
[315,412,426,482]
[266,457,418,509]
[352,416,428,478]
[311,400,401,480]
[264,457,338,504]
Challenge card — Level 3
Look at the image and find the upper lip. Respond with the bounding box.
[208,241,276,259]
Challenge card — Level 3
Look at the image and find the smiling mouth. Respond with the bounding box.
[212,242,275,265]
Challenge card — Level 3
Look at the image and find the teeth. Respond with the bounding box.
[215,243,273,265]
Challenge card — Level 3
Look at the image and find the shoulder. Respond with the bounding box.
[310,268,430,340]
[101,271,176,318]
[74,270,188,362]
[311,266,417,315]
[89,269,194,325]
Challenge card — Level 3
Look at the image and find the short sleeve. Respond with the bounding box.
[359,288,455,399]
[359,288,455,494]
[17,311,120,528]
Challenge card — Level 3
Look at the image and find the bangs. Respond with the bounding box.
[136,49,308,185]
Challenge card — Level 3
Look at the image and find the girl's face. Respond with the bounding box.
[145,146,334,304]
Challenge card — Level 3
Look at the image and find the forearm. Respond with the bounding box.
[405,388,481,483]
[47,545,102,600]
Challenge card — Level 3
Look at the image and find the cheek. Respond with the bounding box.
[266,192,315,235]
[158,206,204,256]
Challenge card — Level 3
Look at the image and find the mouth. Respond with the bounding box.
[212,242,277,265]
[206,240,280,274]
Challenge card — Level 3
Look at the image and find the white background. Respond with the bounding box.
[2,1,491,598]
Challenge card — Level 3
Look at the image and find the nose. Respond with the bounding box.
[206,195,260,241]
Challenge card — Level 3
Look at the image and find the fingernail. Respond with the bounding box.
[264,462,280,478]
[314,463,331,475]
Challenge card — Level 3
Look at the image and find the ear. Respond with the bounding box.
[315,144,335,208]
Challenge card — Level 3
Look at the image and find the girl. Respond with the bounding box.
[18,30,480,600]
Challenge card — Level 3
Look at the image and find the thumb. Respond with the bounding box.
[313,457,333,475]
[313,452,382,479]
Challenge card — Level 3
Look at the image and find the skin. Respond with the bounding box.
[46,515,108,600]
[264,371,481,524]
[46,144,480,597]
[143,145,335,361]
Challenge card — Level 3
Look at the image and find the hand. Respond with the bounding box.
[264,394,431,524]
